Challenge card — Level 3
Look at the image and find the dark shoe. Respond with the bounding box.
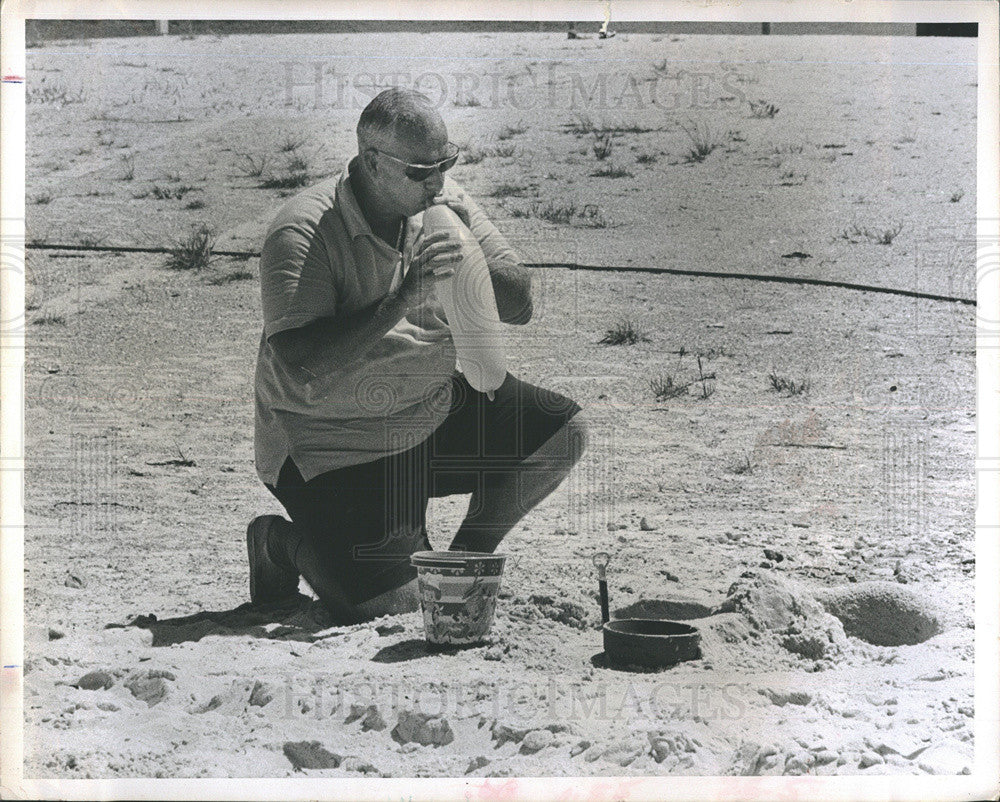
[247,515,300,607]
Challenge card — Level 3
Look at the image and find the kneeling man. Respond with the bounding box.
[248,88,587,623]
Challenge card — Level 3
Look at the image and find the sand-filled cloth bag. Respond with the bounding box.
[422,204,507,397]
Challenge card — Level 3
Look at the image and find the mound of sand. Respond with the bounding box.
[614,596,715,621]
[812,582,940,646]
[714,572,848,660]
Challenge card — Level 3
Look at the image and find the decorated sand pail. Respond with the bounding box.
[410,551,506,645]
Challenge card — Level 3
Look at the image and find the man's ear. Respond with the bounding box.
[362,149,378,174]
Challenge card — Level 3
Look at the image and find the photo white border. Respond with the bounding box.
[1,1,997,800]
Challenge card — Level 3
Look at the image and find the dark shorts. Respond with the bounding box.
[265,371,582,605]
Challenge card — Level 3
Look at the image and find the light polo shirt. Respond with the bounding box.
[254,160,521,485]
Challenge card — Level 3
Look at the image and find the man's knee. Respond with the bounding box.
[565,411,588,466]
[535,409,588,474]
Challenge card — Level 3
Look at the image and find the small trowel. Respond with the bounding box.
[592,551,611,624]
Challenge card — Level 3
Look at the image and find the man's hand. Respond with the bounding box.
[398,229,460,310]
[431,190,472,229]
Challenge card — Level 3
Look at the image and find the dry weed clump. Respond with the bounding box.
[600,319,651,346]
[166,225,215,271]
[768,369,810,396]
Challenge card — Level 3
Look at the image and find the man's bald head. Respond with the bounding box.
[356,88,447,154]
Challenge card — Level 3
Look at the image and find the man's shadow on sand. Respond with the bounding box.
[370,638,490,663]
[106,594,341,646]
[109,599,499,663]
[107,598,450,658]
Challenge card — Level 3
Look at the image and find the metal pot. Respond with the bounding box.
[592,552,702,669]
[602,618,701,669]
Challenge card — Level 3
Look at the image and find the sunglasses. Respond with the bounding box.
[371,142,461,181]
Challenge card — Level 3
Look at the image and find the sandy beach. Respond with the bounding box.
[19,29,978,780]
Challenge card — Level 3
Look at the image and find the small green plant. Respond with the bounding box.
[235,151,269,178]
[505,200,609,228]
[874,223,903,245]
[79,234,106,247]
[592,133,614,161]
[590,164,632,178]
[635,151,658,165]
[679,120,719,163]
[462,147,487,165]
[839,222,903,245]
[768,369,810,396]
[185,198,206,210]
[489,182,535,198]
[950,190,964,203]
[749,99,779,118]
[535,201,577,225]
[779,169,807,186]
[838,223,864,242]
[33,193,53,205]
[166,225,215,271]
[122,153,135,181]
[605,123,659,134]
[650,374,687,401]
[208,268,255,285]
[564,114,599,136]
[465,144,517,162]
[286,155,309,173]
[27,83,85,105]
[696,346,733,360]
[151,184,194,200]
[727,452,754,475]
[259,172,310,190]
[696,356,716,399]
[278,134,308,153]
[32,312,66,326]
[599,319,650,346]
[577,204,610,228]
[497,121,528,140]
[567,116,660,136]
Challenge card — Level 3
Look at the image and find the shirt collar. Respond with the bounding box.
[338,157,377,241]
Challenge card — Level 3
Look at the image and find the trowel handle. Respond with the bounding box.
[599,580,610,624]
[592,551,611,624]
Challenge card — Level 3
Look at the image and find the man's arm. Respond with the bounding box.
[486,259,532,325]
[435,185,533,325]
[269,292,410,383]
[269,229,461,383]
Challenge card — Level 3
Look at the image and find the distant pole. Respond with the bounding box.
[762,22,771,35]
[157,20,169,35]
